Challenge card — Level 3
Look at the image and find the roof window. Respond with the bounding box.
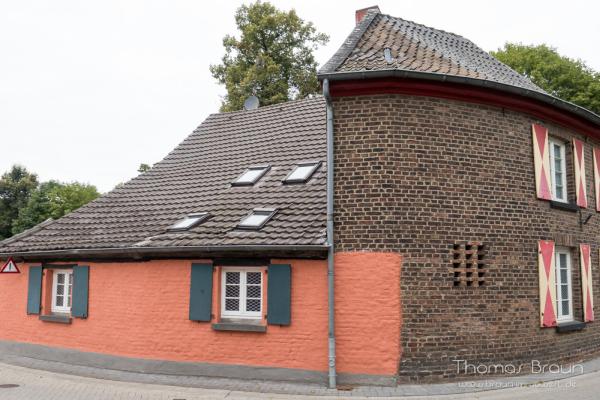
[168,213,210,231]
[283,162,321,184]
[232,165,270,186]
[237,208,277,230]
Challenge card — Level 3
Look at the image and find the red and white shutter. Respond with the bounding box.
[593,147,600,212]
[538,240,557,327]
[573,139,588,208]
[580,245,594,322]
[532,124,552,200]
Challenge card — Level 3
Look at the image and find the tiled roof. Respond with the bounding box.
[319,10,545,94]
[0,97,327,255]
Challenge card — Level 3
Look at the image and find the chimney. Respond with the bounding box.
[355,5,380,25]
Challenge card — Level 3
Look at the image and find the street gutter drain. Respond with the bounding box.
[0,384,19,389]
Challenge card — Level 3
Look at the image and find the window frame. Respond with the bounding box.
[51,269,74,314]
[555,247,574,323]
[236,208,277,230]
[168,212,210,231]
[221,267,263,320]
[283,161,321,184]
[232,165,270,186]
[549,138,568,203]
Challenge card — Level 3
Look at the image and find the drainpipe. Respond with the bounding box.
[323,78,336,389]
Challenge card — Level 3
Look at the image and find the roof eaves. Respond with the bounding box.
[0,218,56,247]
[317,69,600,129]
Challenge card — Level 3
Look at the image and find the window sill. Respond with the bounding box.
[39,314,72,324]
[549,200,579,212]
[556,321,586,333]
[212,321,266,333]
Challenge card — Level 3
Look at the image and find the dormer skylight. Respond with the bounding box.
[237,208,277,230]
[283,162,321,184]
[232,165,270,186]
[168,213,209,231]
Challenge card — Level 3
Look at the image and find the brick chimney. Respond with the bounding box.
[355,5,380,25]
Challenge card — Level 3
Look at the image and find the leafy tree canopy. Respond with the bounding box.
[492,43,600,114]
[12,181,99,236]
[138,163,151,173]
[0,165,38,240]
[210,1,329,111]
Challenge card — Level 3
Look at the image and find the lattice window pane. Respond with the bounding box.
[226,285,240,297]
[246,299,261,312]
[562,300,569,316]
[56,283,64,296]
[57,274,65,284]
[226,272,240,284]
[56,295,64,307]
[247,285,261,298]
[247,272,261,285]
[225,298,239,311]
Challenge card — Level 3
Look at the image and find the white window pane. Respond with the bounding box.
[239,213,270,227]
[235,168,266,184]
[171,216,203,230]
[288,165,314,181]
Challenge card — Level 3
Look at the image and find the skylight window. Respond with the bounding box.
[283,162,321,184]
[237,208,277,230]
[232,165,270,186]
[168,213,209,231]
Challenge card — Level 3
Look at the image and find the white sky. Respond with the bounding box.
[1,1,599,192]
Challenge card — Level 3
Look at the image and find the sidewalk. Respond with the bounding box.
[0,361,597,400]
[1,352,600,398]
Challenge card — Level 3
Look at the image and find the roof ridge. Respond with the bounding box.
[379,13,468,42]
[212,95,325,117]
[318,9,381,74]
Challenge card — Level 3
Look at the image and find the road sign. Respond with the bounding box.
[1,258,20,273]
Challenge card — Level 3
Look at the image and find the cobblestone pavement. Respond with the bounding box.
[0,361,599,400]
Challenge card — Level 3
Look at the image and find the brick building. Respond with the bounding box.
[1,6,600,386]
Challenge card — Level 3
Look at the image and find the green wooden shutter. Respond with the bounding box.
[72,266,89,318]
[267,264,291,325]
[26,266,43,315]
[189,263,213,321]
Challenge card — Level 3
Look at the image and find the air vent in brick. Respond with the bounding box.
[451,242,487,287]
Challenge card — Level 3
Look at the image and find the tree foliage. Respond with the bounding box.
[138,163,151,173]
[492,43,600,114]
[11,181,99,236]
[210,1,329,111]
[0,166,38,240]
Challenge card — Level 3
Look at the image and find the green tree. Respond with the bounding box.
[12,181,99,236]
[492,43,600,114]
[138,163,151,173]
[0,165,38,240]
[210,1,329,111]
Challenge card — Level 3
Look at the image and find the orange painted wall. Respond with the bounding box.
[0,253,401,376]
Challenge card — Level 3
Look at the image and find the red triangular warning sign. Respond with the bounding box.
[1,258,20,273]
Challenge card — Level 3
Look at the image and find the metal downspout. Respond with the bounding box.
[323,79,336,389]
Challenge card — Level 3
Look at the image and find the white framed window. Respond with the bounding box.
[221,267,263,319]
[549,138,567,202]
[51,269,73,314]
[555,248,573,322]
[283,162,321,183]
[232,165,270,186]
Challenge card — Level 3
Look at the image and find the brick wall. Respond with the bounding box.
[0,255,401,380]
[332,94,600,381]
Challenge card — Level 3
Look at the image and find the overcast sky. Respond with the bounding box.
[1,1,599,192]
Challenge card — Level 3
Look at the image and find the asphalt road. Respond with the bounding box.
[0,361,597,399]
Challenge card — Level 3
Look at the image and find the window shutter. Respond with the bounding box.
[581,245,594,322]
[189,263,213,322]
[72,266,89,318]
[593,148,600,211]
[538,240,557,327]
[573,138,588,208]
[267,264,291,325]
[26,266,43,315]
[531,124,552,200]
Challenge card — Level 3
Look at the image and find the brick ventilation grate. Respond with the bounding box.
[451,242,486,287]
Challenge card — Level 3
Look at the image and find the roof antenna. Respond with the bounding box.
[243,95,260,111]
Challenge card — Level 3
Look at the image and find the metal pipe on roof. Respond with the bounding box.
[323,78,337,389]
